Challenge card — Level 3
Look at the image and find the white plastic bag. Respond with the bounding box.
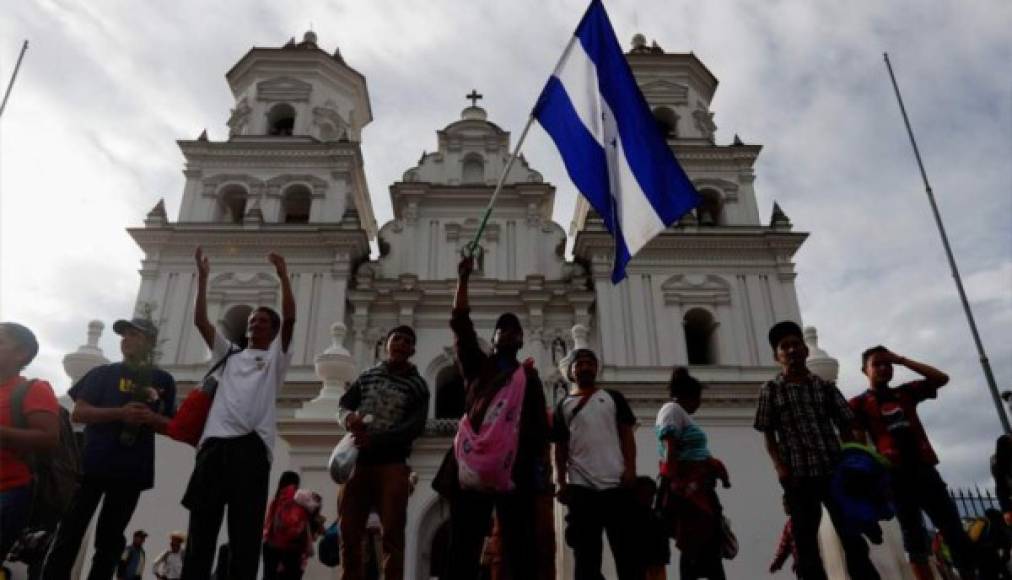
[328,414,372,484]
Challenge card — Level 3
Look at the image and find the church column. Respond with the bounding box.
[348,292,373,371]
[715,301,736,365]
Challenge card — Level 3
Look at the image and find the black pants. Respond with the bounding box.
[785,476,879,580]
[180,433,270,580]
[40,476,142,580]
[678,538,724,580]
[564,485,643,580]
[445,490,537,580]
[262,544,303,580]
[892,464,977,574]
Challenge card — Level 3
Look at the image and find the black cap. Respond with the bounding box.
[494,313,521,333]
[113,318,158,340]
[566,348,598,381]
[386,325,416,344]
[768,320,803,350]
[133,530,148,537]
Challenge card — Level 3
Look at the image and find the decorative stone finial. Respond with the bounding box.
[297,322,358,419]
[145,199,167,227]
[632,34,647,50]
[732,134,744,146]
[63,320,110,384]
[197,129,208,141]
[805,326,840,383]
[770,201,792,230]
[460,89,487,121]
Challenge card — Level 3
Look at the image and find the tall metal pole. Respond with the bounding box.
[0,40,30,318]
[883,52,1011,434]
[0,40,28,119]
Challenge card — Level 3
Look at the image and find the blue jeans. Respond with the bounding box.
[0,485,33,560]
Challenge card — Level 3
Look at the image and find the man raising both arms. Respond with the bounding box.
[180,247,295,580]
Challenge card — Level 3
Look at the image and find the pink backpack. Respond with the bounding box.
[454,363,528,492]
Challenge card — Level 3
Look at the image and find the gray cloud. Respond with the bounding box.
[1,0,1008,487]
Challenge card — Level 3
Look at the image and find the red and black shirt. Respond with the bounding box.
[849,380,940,467]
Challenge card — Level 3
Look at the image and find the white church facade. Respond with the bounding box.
[60,31,916,579]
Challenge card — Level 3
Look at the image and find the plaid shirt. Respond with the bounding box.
[754,373,854,478]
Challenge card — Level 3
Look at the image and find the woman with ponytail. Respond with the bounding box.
[655,367,729,580]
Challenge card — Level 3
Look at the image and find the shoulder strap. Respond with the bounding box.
[203,346,237,380]
[566,390,596,425]
[11,379,35,429]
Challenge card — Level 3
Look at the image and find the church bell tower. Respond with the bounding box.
[128,31,376,386]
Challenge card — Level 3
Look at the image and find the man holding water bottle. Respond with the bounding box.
[337,325,429,580]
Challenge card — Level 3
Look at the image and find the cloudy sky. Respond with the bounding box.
[1,0,1009,487]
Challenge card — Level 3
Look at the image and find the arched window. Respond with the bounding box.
[462,154,484,184]
[684,308,718,365]
[267,103,296,136]
[221,304,252,346]
[281,185,312,223]
[653,106,678,138]
[218,185,249,223]
[697,188,724,226]
[435,365,466,419]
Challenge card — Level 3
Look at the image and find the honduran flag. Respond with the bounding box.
[533,0,700,283]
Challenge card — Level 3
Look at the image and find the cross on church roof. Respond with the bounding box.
[466,89,483,107]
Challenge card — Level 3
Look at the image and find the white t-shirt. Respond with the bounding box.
[153,549,183,579]
[551,389,636,490]
[199,332,292,459]
[655,401,710,461]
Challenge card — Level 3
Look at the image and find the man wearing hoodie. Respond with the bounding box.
[338,325,430,580]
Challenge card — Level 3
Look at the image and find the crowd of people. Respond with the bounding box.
[0,249,1007,579]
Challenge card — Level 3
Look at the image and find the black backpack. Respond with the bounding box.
[11,380,82,528]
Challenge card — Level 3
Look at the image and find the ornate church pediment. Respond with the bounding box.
[692,177,739,201]
[265,174,329,196]
[208,271,280,305]
[312,104,350,141]
[209,271,279,291]
[257,76,313,102]
[661,274,731,305]
[201,174,266,196]
[639,79,689,104]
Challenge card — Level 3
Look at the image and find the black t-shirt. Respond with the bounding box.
[68,362,175,489]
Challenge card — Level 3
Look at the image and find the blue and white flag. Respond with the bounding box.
[534,0,699,283]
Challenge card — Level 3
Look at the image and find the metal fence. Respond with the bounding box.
[949,486,1002,519]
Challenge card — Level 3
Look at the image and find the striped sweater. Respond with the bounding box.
[338,362,430,465]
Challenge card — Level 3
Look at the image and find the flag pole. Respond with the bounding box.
[465,114,537,257]
[883,52,1011,434]
[0,40,28,119]
[0,40,29,317]
[465,35,581,258]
